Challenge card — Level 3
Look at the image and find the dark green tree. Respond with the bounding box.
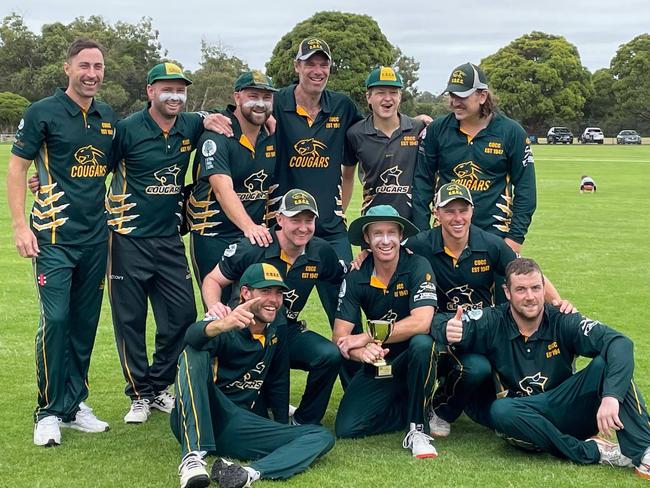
[481,31,593,134]
[0,91,29,132]
[266,11,418,110]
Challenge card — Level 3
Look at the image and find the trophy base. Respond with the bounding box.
[373,360,393,379]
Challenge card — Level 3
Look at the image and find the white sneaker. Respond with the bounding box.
[636,447,650,480]
[34,415,61,447]
[428,408,451,438]
[589,436,633,467]
[152,389,175,414]
[402,423,438,459]
[61,402,109,433]
[124,399,151,424]
[179,451,209,488]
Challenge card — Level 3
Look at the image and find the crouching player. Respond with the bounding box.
[434,257,650,479]
[333,205,438,458]
[172,263,334,488]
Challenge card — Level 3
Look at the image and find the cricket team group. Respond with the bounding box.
[7,35,650,488]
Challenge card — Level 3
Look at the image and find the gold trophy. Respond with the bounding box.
[365,319,394,379]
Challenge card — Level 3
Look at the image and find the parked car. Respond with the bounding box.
[546,127,574,144]
[579,127,604,144]
[616,130,642,145]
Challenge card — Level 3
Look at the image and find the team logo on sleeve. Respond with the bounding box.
[518,372,548,396]
[376,166,409,194]
[579,316,600,336]
[70,145,107,177]
[522,144,534,167]
[289,139,329,168]
[17,118,24,130]
[283,289,300,320]
[146,164,182,195]
[202,139,217,157]
[451,161,490,191]
[338,279,347,298]
[414,281,437,302]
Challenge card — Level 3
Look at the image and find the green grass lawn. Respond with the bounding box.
[1,143,649,487]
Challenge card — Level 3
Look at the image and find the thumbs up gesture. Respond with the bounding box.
[446,306,464,344]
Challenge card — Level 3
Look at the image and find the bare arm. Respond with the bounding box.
[333,318,373,361]
[341,164,356,212]
[384,306,434,344]
[7,154,39,257]
[202,264,235,317]
[210,174,272,247]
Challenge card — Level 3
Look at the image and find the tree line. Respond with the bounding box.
[0,12,647,136]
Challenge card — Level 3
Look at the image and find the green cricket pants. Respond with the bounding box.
[287,321,341,424]
[490,356,650,466]
[108,232,197,401]
[335,334,437,437]
[171,346,335,479]
[189,233,234,305]
[33,242,107,422]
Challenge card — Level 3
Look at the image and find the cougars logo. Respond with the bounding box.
[445,284,482,312]
[518,372,548,396]
[289,139,329,168]
[453,161,483,181]
[379,310,398,324]
[70,145,107,177]
[146,164,182,194]
[376,165,409,195]
[283,289,300,320]
[239,170,268,201]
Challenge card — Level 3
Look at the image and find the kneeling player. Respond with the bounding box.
[435,258,650,479]
[172,263,334,488]
[333,206,438,458]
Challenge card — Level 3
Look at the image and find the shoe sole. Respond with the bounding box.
[61,423,110,433]
[183,474,210,488]
[636,467,650,480]
[124,419,148,424]
[35,438,60,447]
[415,453,438,459]
[430,431,450,438]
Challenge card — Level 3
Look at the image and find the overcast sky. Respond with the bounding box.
[3,0,648,94]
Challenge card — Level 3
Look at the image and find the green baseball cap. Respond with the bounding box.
[366,66,403,89]
[445,62,488,98]
[348,205,419,246]
[295,37,331,61]
[147,62,192,85]
[278,189,319,217]
[240,263,288,290]
[435,183,474,208]
[234,70,278,92]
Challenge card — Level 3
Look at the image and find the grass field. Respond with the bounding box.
[1,143,649,487]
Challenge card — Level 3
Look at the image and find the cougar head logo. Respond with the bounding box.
[380,310,398,324]
[518,372,548,396]
[154,164,181,185]
[244,170,268,192]
[446,284,478,310]
[294,138,327,156]
[380,166,402,185]
[74,145,105,165]
[453,161,483,181]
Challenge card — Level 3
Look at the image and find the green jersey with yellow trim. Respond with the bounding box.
[404,225,516,314]
[273,84,363,237]
[412,112,536,244]
[346,113,425,219]
[219,228,345,322]
[107,106,204,237]
[336,249,437,360]
[11,88,117,246]
[433,304,634,400]
[188,106,276,239]
[184,317,288,416]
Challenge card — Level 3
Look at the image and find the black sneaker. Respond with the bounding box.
[211,459,253,488]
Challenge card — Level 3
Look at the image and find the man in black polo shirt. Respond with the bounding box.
[201,189,345,425]
[173,263,334,488]
[107,63,205,423]
[434,258,650,480]
[345,66,425,219]
[8,39,116,446]
[188,71,277,288]
[333,205,438,459]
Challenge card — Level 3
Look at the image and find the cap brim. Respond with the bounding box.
[246,280,289,291]
[237,84,278,92]
[367,81,403,88]
[150,74,192,86]
[436,196,473,208]
[348,215,419,246]
[296,49,332,61]
[279,206,319,218]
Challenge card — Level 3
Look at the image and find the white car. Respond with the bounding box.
[579,127,604,144]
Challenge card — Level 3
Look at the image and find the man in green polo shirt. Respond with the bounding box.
[333,205,438,459]
[188,71,277,290]
[106,62,206,424]
[201,189,345,425]
[8,38,116,446]
[405,183,572,437]
[412,62,536,255]
[434,258,650,480]
[173,263,335,488]
[345,66,425,219]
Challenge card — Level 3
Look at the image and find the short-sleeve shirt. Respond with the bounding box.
[219,228,345,322]
[336,248,437,360]
[188,106,276,239]
[412,112,536,243]
[273,85,363,237]
[11,88,117,246]
[404,225,517,314]
[346,113,425,219]
[106,106,205,237]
